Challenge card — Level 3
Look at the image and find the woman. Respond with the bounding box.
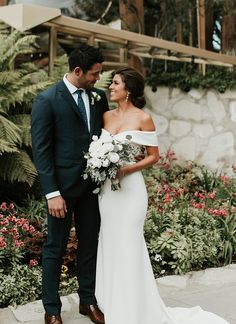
[95,67,229,324]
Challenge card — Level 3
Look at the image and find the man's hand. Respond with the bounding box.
[47,196,67,218]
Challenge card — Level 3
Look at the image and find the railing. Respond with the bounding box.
[43,14,236,74]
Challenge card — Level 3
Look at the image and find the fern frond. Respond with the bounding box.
[2,34,38,68]
[9,114,31,147]
[0,70,24,85]
[0,30,21,58]
[0,139,18,154]
[15,81,52,102]
[95,70,113,90]
[0,114,22,144]
[0,150,37,186]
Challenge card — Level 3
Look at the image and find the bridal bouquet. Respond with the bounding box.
[83,134,140,193]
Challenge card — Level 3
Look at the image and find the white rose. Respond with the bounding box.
[102,159,110,167]
[103,142,114,152]
[108,152,120,163]
[89,141,101,153]
[92,135,98,141]
[89,158,102,168]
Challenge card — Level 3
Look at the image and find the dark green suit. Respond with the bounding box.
[31,80,109,315]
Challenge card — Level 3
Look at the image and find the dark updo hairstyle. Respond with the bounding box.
[112,67,146,109]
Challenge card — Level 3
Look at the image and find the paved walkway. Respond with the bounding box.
[1,264,236,324]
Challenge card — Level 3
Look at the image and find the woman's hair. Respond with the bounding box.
[112,67,146,109]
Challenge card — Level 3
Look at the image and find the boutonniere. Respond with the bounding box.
[91,91,101,105]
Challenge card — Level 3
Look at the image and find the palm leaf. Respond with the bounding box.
[0,150,37,186]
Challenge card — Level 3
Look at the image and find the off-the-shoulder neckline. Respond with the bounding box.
[102,128,156,136]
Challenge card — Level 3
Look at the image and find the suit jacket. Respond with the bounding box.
[31,80,109,197]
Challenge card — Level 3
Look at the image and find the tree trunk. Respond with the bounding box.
[0,0,7,6]
[222,15,236,55]
[119,0,144,74]
[221,0,236,55]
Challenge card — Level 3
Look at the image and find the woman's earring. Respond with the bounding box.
[125,92,130,102]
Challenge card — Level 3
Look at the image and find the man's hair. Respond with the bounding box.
[68,44,104,73]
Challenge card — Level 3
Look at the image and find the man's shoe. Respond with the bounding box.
[79,304,105,324]
[44,313,63,324]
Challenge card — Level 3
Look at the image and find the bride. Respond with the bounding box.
[95,67,229,324]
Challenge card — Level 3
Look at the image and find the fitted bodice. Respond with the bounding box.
[101,128,158,147]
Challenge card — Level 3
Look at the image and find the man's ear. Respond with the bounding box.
[74,67,83,77]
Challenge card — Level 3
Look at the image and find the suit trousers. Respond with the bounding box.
[42,188,100,315]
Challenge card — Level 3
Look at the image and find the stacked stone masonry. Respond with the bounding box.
[145,86,236,175]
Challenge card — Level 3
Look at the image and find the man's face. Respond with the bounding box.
[76,63,103,89]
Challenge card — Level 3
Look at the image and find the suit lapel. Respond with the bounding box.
[87,90,96,136]
[57,81,89,130]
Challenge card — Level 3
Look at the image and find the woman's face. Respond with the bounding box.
[109,74,127,102]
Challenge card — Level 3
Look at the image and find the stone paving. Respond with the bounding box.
[1,264,236,324]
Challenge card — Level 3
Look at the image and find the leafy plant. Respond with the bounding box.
[0,26,51,187]
[0,264,42,308]
[146,63,236,93]
[143,150,236,276]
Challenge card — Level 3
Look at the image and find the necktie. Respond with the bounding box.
[76,89,88,127]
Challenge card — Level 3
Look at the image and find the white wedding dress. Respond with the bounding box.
[95,128,229,324]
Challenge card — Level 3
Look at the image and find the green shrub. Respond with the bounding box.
[143,150,236,276]
[0,264,42,307]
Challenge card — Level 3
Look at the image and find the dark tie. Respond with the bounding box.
[76,89,88,127]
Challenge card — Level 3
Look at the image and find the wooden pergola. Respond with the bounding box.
[1,4,236,74]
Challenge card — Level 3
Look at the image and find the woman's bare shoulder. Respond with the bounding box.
[139,110,156,131]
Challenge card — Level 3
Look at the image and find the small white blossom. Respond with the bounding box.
[92,135,98,141]
[91,91,101,105]
[154,254,162,262]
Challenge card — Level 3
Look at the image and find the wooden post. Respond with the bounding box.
[196,0,206,74]
[176,0,183,44]
[119,0,144,74]
[49,26,57,75]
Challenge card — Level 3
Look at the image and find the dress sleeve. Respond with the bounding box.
[127,131,158,147]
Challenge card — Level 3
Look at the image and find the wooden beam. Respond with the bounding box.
[128,49,233,67]
[48,15,236,66]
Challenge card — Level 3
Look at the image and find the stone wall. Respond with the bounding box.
[145,86,236,174]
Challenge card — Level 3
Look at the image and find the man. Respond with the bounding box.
[31,44,109,324]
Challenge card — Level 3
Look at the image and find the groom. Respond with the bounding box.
[31,44,109,324]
